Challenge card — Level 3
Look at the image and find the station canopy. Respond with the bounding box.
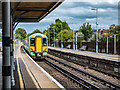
[0,0,63,24]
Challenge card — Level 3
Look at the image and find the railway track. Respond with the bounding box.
[22,46,120,89]
[45,58,100,90]
[23,46,99,89]
[45,55,120,89]
[48,49,120,79]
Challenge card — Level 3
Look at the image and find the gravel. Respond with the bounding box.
[36,61,82,89]
[47,54,120,87]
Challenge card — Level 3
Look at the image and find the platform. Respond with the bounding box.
[48,47,119,62]
[0,52,2,89]
[12,45,64,89]
[0,45,64,89]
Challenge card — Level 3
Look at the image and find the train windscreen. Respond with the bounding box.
[30,38,35,46]
[43,38,47,46]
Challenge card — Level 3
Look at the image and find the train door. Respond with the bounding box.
[35,36,42,53]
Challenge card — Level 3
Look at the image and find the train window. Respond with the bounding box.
[30,38,35,46]
[43,38,47,46]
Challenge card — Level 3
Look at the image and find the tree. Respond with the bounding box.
[79,23,93,41]
[57,29,73,42]
[27,29,42,37]
[43,19,71,42]
[15,28,27,41]
[32,29,42,34]
[99,35,107,42]
[107,24,120,42]
[0,33,2,42]
[91,34,107,42]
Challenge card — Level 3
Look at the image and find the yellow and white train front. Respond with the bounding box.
[29,34,48,58]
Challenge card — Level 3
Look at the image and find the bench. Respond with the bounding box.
[51,44,54,47]
[66,44,71,49]
[80,45,87,51]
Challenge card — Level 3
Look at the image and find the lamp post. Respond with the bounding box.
[92,8,98,53]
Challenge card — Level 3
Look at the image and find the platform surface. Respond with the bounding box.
[48,47,120,62]
[0,42,2,89]
[15,45,63,89]
[0,45,64,89]
[0,52,2,89]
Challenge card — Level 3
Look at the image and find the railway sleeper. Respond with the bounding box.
[48,49,120,79]
[47,55,120,89]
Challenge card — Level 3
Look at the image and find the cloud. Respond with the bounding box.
[16,0,119,33]
[86,18,96,21]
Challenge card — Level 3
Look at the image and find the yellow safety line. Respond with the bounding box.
[16,57,24,89]
[20,47,40,88]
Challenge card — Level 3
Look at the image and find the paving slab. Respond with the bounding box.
[48,47,120,62]
[0,52,2,89]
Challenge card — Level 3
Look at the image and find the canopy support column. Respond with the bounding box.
[2,1,11,89]
[10,14,15,86]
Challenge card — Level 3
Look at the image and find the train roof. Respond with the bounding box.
[29,33,47,38]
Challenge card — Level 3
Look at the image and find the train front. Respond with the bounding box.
[30,33,48,58]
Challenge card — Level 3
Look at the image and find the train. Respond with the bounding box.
[23,33,48,59]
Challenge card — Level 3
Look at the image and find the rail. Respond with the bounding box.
[48,48,120,78]
[45,59,101,90]
[47,55,120,89]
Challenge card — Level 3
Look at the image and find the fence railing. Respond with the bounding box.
[49,42,119,54]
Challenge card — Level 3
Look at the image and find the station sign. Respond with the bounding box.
[76,32,84,37]
[94,29,97,33]
[108,35,115,38]
[107,34,116,54]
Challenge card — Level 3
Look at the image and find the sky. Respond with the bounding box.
[15,0,119,34]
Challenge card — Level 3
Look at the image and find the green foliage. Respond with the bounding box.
[27,29,42,37]
[32,29,42,34]
[92,24,120,42]
[0,33,2,42]
[43,19,71,42]
[79,23,93,41]
[99,35,107,42]
[108,25,120,42]
[91,34,96,42]
[15,28,27,41]
[57,29,73,42]
[77,37,84,42]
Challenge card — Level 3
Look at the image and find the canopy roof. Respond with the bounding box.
[0,0,63,23]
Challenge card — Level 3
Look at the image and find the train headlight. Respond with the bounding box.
[44,48,47,51]
[30,48,33,51]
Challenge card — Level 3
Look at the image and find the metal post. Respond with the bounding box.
[53,27,55,47]
[10,14,15,86]
[96,9,98,53]
[76,33,77,50]
[2,1,11,89]
[56,39,58,47]
[13,30,15,70]
[107,36,108,53]
[92,8,98,53]
[48,29,50,46]
[114,35,116,54]
[61,24,63,48]
[73,30,75,50]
